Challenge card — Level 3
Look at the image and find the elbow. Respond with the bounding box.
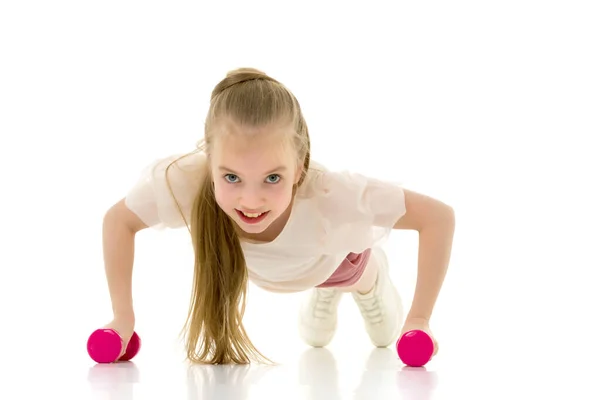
[424,203,455,233]
[438,204,455,230]
[445,204,455,224]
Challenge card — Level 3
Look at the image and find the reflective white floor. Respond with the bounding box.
[6,342,600,399]
[84,347,438,400]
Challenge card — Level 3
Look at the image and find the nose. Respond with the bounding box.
[240,187,265,210]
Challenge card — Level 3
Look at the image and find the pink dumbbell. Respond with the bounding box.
[396,329,434,367]
[87,329,141,363]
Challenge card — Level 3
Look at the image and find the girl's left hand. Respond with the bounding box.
[401,317,439,356]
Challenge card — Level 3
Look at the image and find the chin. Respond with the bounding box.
[239,225,268,234]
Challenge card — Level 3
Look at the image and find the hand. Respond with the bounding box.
[401,317,439,357]
[103,315,135,359]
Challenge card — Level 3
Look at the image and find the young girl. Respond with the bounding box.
[101,68,455,365]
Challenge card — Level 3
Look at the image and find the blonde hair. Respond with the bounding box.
[166,68,311,364]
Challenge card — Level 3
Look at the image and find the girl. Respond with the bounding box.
[101,68,455,365]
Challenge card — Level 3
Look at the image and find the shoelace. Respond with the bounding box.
[355,295,384,324]
[313,290,338,319]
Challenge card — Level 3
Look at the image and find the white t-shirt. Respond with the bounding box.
[125,151,406,293]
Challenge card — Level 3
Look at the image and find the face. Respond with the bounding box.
[210,120,302,235]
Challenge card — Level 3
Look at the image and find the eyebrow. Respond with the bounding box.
[218,165,288,175]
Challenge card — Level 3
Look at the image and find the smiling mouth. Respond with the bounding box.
[235,209,270,223]
[239,210,266,218]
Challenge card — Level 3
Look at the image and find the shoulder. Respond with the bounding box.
[130,149,208,206]
[125,150,208,230]
[295,158,327,198]
[297,160,406,219]
[299,160,375,198]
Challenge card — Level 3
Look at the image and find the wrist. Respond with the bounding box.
[113,309,135,322]
[405,313,430,324]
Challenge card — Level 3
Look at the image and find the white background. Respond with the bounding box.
[1,0,598,398]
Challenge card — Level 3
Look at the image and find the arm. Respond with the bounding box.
[393,189,455,321]
[102,198,149,321]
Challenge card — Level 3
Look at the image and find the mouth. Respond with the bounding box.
[235,209,270,224]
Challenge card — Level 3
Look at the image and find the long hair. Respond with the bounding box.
[165,68,311,364]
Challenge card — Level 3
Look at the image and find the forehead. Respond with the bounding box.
[211,121,296,173]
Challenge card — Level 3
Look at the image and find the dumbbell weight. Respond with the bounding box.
[396,329,434,367]
[87,329,141,363]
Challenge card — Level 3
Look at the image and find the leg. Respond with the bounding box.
[335,253,379,294]
[298,250,372,347]
[298,247,404,348]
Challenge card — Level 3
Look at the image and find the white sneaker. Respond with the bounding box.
[351,247,404,347]
[298,287,343,347]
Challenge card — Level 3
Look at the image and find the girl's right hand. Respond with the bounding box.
[103,316,135,358]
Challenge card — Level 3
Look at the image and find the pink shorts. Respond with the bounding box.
[316,248,372,288]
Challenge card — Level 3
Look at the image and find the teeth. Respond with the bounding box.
[242,211,263,218]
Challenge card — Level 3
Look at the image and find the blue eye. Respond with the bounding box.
[223,174,281,184]
[266,174,281,184]
[224,174,239,183]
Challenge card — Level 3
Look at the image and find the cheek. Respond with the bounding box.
[269,185,292,206]
[212,181,234,208]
